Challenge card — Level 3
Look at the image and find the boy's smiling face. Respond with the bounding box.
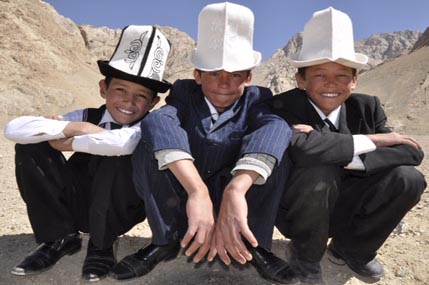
[99,78,160,125]
[194,69,252,112]
[296,62,357,116]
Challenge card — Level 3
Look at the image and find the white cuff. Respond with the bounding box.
[353,134,376,155]
[155,149,194,170]
[231,153,276,185]
[344,155,366,170]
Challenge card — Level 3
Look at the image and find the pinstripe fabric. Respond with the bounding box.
[140,79,292,180]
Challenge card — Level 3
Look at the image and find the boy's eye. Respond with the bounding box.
[137,94,149,100]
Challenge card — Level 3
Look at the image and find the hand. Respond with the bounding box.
[293,124,314,133]
[213,170,258,265]
[167,159,215,263]
[182,190,215,263]
[62,122,104,137]
[367,132,421,149]
[48,138,73,151]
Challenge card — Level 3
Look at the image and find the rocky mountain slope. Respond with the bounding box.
[0,0,194,124]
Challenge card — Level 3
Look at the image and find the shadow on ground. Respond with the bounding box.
[0,233,367,285]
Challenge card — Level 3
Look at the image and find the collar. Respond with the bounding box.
[203,96,240,121]
[308,99,341,129]
[98,109,128,128]
[204,96,219,121]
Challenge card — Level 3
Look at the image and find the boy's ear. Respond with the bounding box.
[351,75,358,90]
[148,96,161,110]
[193,69,202,84]
[244,71,252,86]
[295,72,306,90]
[99,79,108,99]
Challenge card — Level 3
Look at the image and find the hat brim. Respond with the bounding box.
[97,60,172,93]
[287,53,368,70]
[189,49,261,72]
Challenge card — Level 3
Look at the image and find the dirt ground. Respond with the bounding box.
[0,133,428,285]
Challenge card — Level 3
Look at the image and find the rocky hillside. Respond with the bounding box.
[410,27,429,53]
[0,0,194,124]
[1,0,428,135]
[356,34,429,134]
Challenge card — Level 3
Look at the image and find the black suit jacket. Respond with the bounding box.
[268,88,424,175]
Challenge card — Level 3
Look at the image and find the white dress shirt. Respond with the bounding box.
[309,100,376,170]
[3,109,141,156]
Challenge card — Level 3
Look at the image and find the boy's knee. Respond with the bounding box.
[289,165,340,193]
[390,166,426,203]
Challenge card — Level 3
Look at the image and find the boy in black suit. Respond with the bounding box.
[269,7,426,284]
[4,25,171,282]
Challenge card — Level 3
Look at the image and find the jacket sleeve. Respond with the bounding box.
[358,95,424,174]
[360,145,424,175]
[240,88,292,165]
[288,131,354,167]
[139,80,193,154]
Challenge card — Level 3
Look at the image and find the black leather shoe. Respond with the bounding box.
[327,243,384,279]
[246,242,300,285]
[11,233,82,276]
[109,238,180,281]
[82,239,116,282]
[287,243,324,284]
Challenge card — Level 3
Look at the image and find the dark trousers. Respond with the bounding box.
[276,164,426,263]
[15,142,146,249]
[131,141,290,250]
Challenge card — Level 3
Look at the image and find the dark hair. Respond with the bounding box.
[104,77,158,98]
[297,67,357,79]
[104,77,113,87]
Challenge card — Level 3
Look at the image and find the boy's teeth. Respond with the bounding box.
[322,93,338,97]
[119,108,132,114]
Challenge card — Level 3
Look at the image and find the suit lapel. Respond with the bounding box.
[193,89,214,133]
[338,104,351,134]
[305,101,328,132]
[211,103,241,131]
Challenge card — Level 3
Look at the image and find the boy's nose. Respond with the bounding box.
[324,76,338,86]
[218,73,230,86]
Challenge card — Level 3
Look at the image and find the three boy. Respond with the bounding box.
[5,3,426,285]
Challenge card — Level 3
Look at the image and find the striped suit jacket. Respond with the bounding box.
[140,79,292,180]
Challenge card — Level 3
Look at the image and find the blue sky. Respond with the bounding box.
[44,0,429,60]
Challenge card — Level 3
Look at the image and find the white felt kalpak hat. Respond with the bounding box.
[98,25,171,93]
[288,7,368,69]
[189,2,261,72]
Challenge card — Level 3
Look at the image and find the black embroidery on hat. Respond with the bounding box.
[149,35,165,81]
[124,31,148,70]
